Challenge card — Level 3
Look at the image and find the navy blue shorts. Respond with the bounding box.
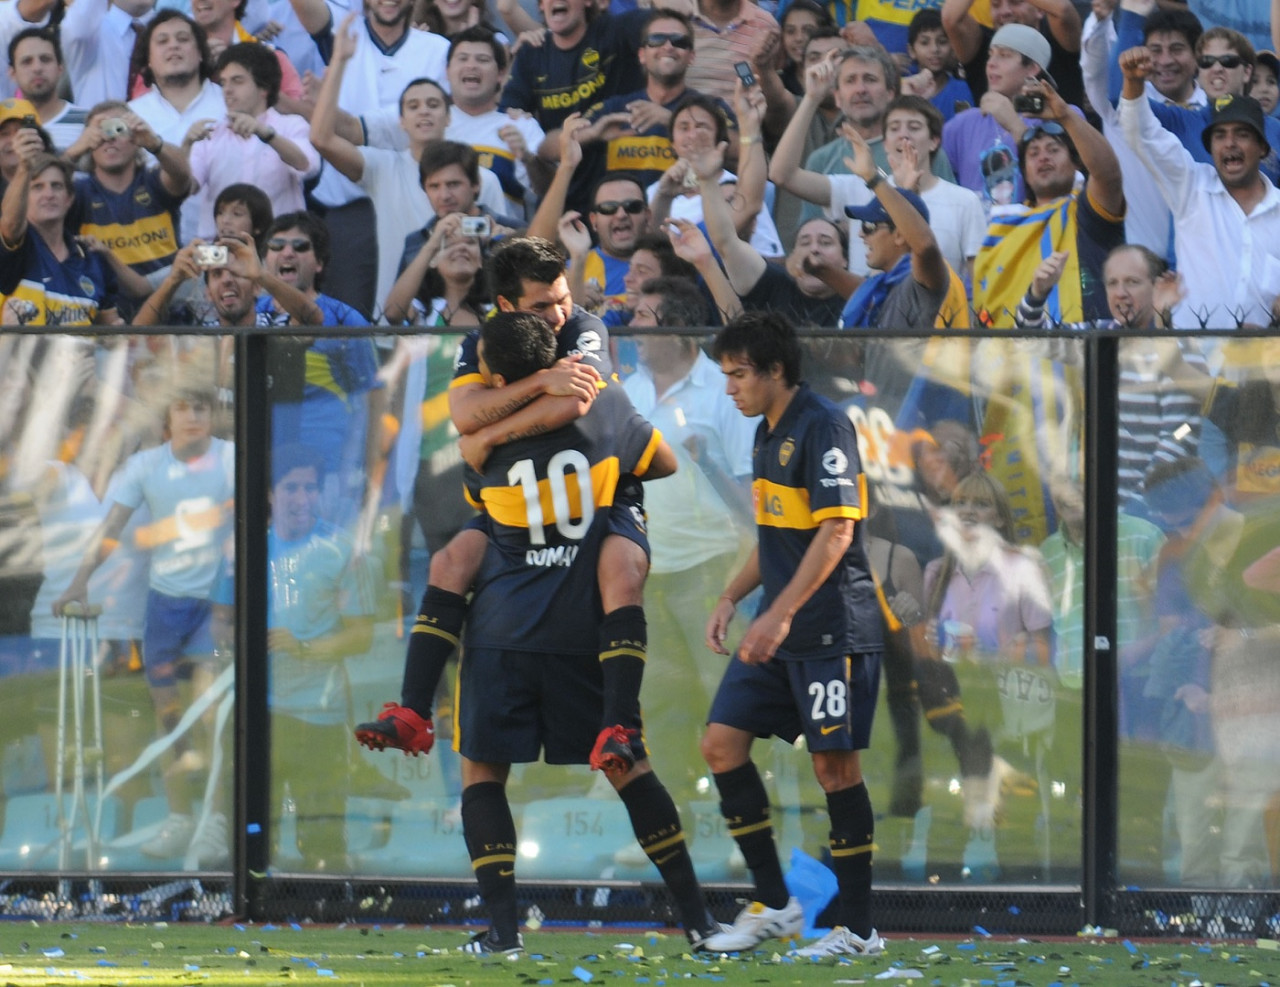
[143,591,215,677]
[707,652,882,751]
[606,474,650,559]
[455,646,649,765]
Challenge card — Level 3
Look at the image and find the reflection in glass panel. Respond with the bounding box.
[330,330,1085,889]
[267,332,468,873]
[1118,336,1280,892]
[803,334,1083,885]
[0,334,232,873]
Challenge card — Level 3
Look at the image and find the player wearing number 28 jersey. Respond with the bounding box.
[700,313,886,959]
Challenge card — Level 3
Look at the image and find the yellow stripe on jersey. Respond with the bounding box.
[2,280,99,326]
[450,371,486,390]
[754,478,812,528]
[79,212,177,267]
[755,472,866,528]
[853,0,933,31]
[606,135,676,173]
[471,851,516,869]
[474,144,516,167]
[480,455,623,529]
[634,428,663,478]
[871,567,901,633]
[581,251,607,293]
[304,349,348,404]
[813,503,865,523]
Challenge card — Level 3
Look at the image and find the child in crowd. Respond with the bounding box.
[907,9,974,123]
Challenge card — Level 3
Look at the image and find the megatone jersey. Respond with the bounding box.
[464,384,661,655]
[751,384,882,659]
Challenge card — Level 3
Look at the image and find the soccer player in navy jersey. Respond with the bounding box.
[358,237,657,784]
[699,312,886,958]
[449,310,720,954]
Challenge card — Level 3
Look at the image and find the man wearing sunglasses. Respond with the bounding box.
[498,0,650,214]
[574,180,653,312]
[1110,2,1280,183]
[255,211,384,525]
[527,123,655,314]
[1120,47,1280,330]
[579,10,737,191]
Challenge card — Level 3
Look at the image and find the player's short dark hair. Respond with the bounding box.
[886,93,944,144]
[400,77,450,115]
[214,183,274,253]
[419,139,480,188]
[670,92,731,147]
[216,42,282,107]
[136,11,212,87]
[638,275,708,327]
[488,236,566,307]
[632,232,698,281]
[803,24,841,58]
[266,211,330,287]
[908,7,944,47]
[8,26,61,68]
[590,171,647,208]
[448,26,508,72]
[644,6,695,36]
[712,311,802,386]
[272,443,326,486]
[480,311,557,383]
[1143,6,1203,48]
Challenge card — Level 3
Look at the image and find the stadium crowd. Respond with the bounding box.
[3,0,1280,944]
[0,0,1272,331]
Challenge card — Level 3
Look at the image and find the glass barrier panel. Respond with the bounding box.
[266,331,469,874]
[288,329,1086,887]
[0,332,233,874]
[1117,336,1280,896]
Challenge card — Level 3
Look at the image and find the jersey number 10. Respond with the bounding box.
[508,450,595,546]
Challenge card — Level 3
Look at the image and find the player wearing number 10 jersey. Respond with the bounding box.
[451,312,722,957]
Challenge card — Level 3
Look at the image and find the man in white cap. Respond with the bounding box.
[941,22,1081,214]
[941,0,1083,108]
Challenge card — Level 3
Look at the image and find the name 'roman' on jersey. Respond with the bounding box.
[463,384,661,655]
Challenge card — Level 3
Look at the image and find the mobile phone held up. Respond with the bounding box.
[734,61,757,89]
